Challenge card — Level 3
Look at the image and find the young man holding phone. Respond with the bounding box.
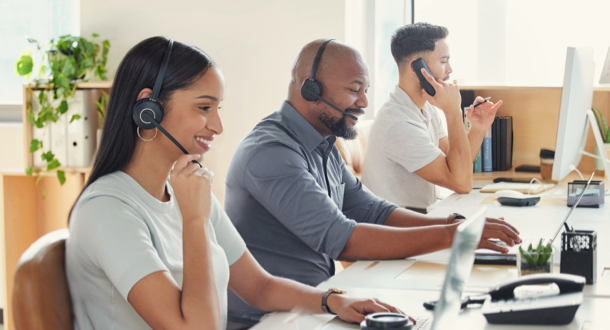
[363,22,502,213]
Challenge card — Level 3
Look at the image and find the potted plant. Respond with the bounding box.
[591,107,610,173]
[15,34,110,185]
[518,240,553,276]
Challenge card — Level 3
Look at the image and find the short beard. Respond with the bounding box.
[319,111,358,140]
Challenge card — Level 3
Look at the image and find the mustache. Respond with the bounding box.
[345,108,365,115]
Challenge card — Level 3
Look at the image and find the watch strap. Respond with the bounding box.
[321,288,346,315]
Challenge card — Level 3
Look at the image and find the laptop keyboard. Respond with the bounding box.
[412,317,431,330]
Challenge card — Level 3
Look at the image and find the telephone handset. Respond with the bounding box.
[482,273,586,325]
[487,273,585,300]
[411,58,436,96]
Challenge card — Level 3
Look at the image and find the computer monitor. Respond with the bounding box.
[431,207,486,330]
[552,47,596,182]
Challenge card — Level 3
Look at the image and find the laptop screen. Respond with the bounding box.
[432,207,487,330]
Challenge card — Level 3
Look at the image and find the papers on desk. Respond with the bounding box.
[480,182,555,194]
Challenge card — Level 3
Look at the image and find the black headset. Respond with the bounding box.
[132,39,202,167]
[300,39,358,121]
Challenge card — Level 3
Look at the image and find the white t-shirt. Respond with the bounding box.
[66,171,246,330]
[363,85,448,210]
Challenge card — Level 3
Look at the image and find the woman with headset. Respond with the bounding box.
[65,36,404,329]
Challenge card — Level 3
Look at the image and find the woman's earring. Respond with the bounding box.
[137,127,158,142]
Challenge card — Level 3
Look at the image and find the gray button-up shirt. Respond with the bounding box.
[225,101,397,322]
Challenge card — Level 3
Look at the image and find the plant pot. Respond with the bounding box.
[518,251,553,276]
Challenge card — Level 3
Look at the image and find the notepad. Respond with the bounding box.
[480,182,555,194]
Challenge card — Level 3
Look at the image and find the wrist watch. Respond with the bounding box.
[446,212,466,224]
[321,288,346,315]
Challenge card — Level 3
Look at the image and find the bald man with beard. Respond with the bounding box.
[224,39,520,326]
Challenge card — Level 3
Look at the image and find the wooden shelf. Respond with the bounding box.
[25,81,113,90]
[1,170,86,329]
[0,82,109,330]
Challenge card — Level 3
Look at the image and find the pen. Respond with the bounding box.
[473,97,491,108]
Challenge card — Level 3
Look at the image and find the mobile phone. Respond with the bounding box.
[411,58,436,96]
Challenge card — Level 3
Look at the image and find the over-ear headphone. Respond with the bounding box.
[132,39,202,167]
[300,39,358,121]
[132,40,173,130]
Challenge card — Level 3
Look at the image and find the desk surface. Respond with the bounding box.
[255,182,609,329]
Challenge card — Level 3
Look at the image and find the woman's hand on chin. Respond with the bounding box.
[171,154,213,223]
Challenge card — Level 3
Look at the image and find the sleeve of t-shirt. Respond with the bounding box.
[209,194,247,265]
[243,142,357,260]
[338,150,398,224]
[383,120,442,173]
[70,195,169,301]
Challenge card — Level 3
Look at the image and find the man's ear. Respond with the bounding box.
[136,88,153,102]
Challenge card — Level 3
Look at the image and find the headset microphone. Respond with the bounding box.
[310,93,358,121]
[132,39,202,168]
[300,39,358,122]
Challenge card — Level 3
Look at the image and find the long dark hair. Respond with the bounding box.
[70,36,213,220]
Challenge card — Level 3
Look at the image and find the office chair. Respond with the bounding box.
[13,229,73,330]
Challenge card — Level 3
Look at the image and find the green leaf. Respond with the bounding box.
[41,151,54,162]
[57,170,66,185]
[29,139,43,152]
[539,251,552,265]
[519,246,536,265]
[92,33,99,38]
[27,112,36,126]
[25,166,33,177]
[38,90,47,105]
[70,114,81,123]
[61,56,77,78]
[57,100,69,115]
[55,74,71,92]
[15,55,34,76]
[46,158,61,171]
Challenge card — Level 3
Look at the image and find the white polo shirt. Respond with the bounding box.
[363,85,447,210]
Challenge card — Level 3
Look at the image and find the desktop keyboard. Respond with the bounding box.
[412,317,431,330]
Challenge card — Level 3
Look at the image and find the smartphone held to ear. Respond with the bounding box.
[412,58,436,96]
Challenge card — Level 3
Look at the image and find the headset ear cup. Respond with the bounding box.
[301,79,323,102]
[132,99,164,129]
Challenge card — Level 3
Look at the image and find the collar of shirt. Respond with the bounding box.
[279,100,337,153]
[392,85,435,126]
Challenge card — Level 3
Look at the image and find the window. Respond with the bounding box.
[0,0,79,114]
[345,0,412,118]
[415,0,610,86]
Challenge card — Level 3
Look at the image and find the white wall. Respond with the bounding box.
[81,0,345,204]
[0,124,24,170]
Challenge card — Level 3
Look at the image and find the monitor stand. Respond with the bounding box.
[578,109,610,183]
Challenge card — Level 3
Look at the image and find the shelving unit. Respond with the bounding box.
[0,81,111,330]
[22,81,112,169]
[460,85,610,181]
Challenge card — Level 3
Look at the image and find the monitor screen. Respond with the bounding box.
[431,207,486,330]
[552,47,595,182]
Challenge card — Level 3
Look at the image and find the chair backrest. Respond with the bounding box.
[13,229,73,330]
[335,119,374,179]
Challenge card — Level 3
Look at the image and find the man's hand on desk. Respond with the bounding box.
[480,217,521,253]
[327,294,416,324]
[457,216,522,253]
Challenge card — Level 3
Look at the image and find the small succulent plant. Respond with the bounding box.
[519,239,553,266]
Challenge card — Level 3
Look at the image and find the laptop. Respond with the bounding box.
[410,207,487,330]
[475,173,595,265]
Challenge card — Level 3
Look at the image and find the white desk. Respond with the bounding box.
[253,286,610,330]
[255,184,609,329]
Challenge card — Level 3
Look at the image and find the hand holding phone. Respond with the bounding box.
[412,58,461,115]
